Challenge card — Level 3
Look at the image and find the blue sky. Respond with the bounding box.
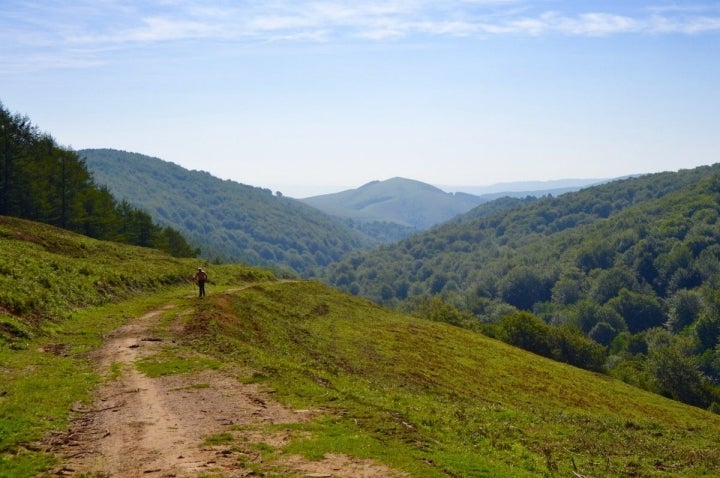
[2,1,719,197]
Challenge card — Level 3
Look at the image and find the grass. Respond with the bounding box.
[201,432,236,447]
[0,290,194,476]
[184,281,720,477]
[135,348,222,377]
[3,216,720,476]
[0,216,278,476]
[0,216,277,346]
[0,217,188,328]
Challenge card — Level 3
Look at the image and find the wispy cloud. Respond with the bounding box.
[2,0,720,73]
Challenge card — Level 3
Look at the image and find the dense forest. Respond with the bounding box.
[323,165,720,410]
[0,103,197,257]
[81,148,376,275]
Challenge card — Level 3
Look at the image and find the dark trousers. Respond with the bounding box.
[198,280,206,297]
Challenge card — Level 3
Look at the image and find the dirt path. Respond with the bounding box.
[45,300,407,478]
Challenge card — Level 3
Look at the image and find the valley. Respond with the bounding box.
[3,105,720,476]
[2,217,720,476]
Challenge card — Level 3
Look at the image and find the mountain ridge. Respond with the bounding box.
[300,176,486,230]
[440,177,611,195]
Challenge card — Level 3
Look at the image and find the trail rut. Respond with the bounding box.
[44,299,407,478]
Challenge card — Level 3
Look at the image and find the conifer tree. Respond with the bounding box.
[0,101,198,258]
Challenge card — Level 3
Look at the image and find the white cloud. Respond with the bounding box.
[553,13,640,36]
[649,14,720,34]
[647,4,720,15]
[3,0,720,73]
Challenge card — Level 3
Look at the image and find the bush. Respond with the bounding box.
[498,312,606,371]
[551,325,606,372]
[497,312,553,357]
[647,343,709,407]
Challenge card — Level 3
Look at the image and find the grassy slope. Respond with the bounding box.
[1,217,720,477]
[187,282,720,477]
[0,216,274,476]
[0,215,192,336]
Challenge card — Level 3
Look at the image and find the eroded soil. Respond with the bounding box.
[43,302,407,478]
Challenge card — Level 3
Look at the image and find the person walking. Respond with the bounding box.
[193,268,208,297]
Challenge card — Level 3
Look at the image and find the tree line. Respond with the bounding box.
[0,102,198,257]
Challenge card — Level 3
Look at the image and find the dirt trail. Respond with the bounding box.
[45,300,407,478]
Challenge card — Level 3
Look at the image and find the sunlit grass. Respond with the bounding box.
[0,295,180,474]
[136,348,222,377]
[3,217,720,477]
[183,281,720,477]
[201,432,235,447]
[0,217,278,476]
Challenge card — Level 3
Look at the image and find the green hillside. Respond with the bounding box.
[2,218,720,477]
[81,148,376,275]
[323,164,720,409]
[300,177,488,230]
[325,166,720,304]
[0,215,238,344]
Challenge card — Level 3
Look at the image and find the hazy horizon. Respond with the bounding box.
[275,176,612,198]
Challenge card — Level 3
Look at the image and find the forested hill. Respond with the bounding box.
[299,177,487,230]
[322,163,720,409]
[0,103,196,257]
[81,148,375,275]
[300,177,603,242]
[325,164,720,302]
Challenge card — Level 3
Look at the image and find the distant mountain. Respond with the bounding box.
[300,177,488,231]
[81,149,375,275]
[442,178,610,197]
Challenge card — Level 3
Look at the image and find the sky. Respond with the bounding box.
[1,1,719,197]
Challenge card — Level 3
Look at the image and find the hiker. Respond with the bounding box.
[193,268,208,297]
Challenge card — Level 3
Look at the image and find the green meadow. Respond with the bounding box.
[2,216,720,477]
